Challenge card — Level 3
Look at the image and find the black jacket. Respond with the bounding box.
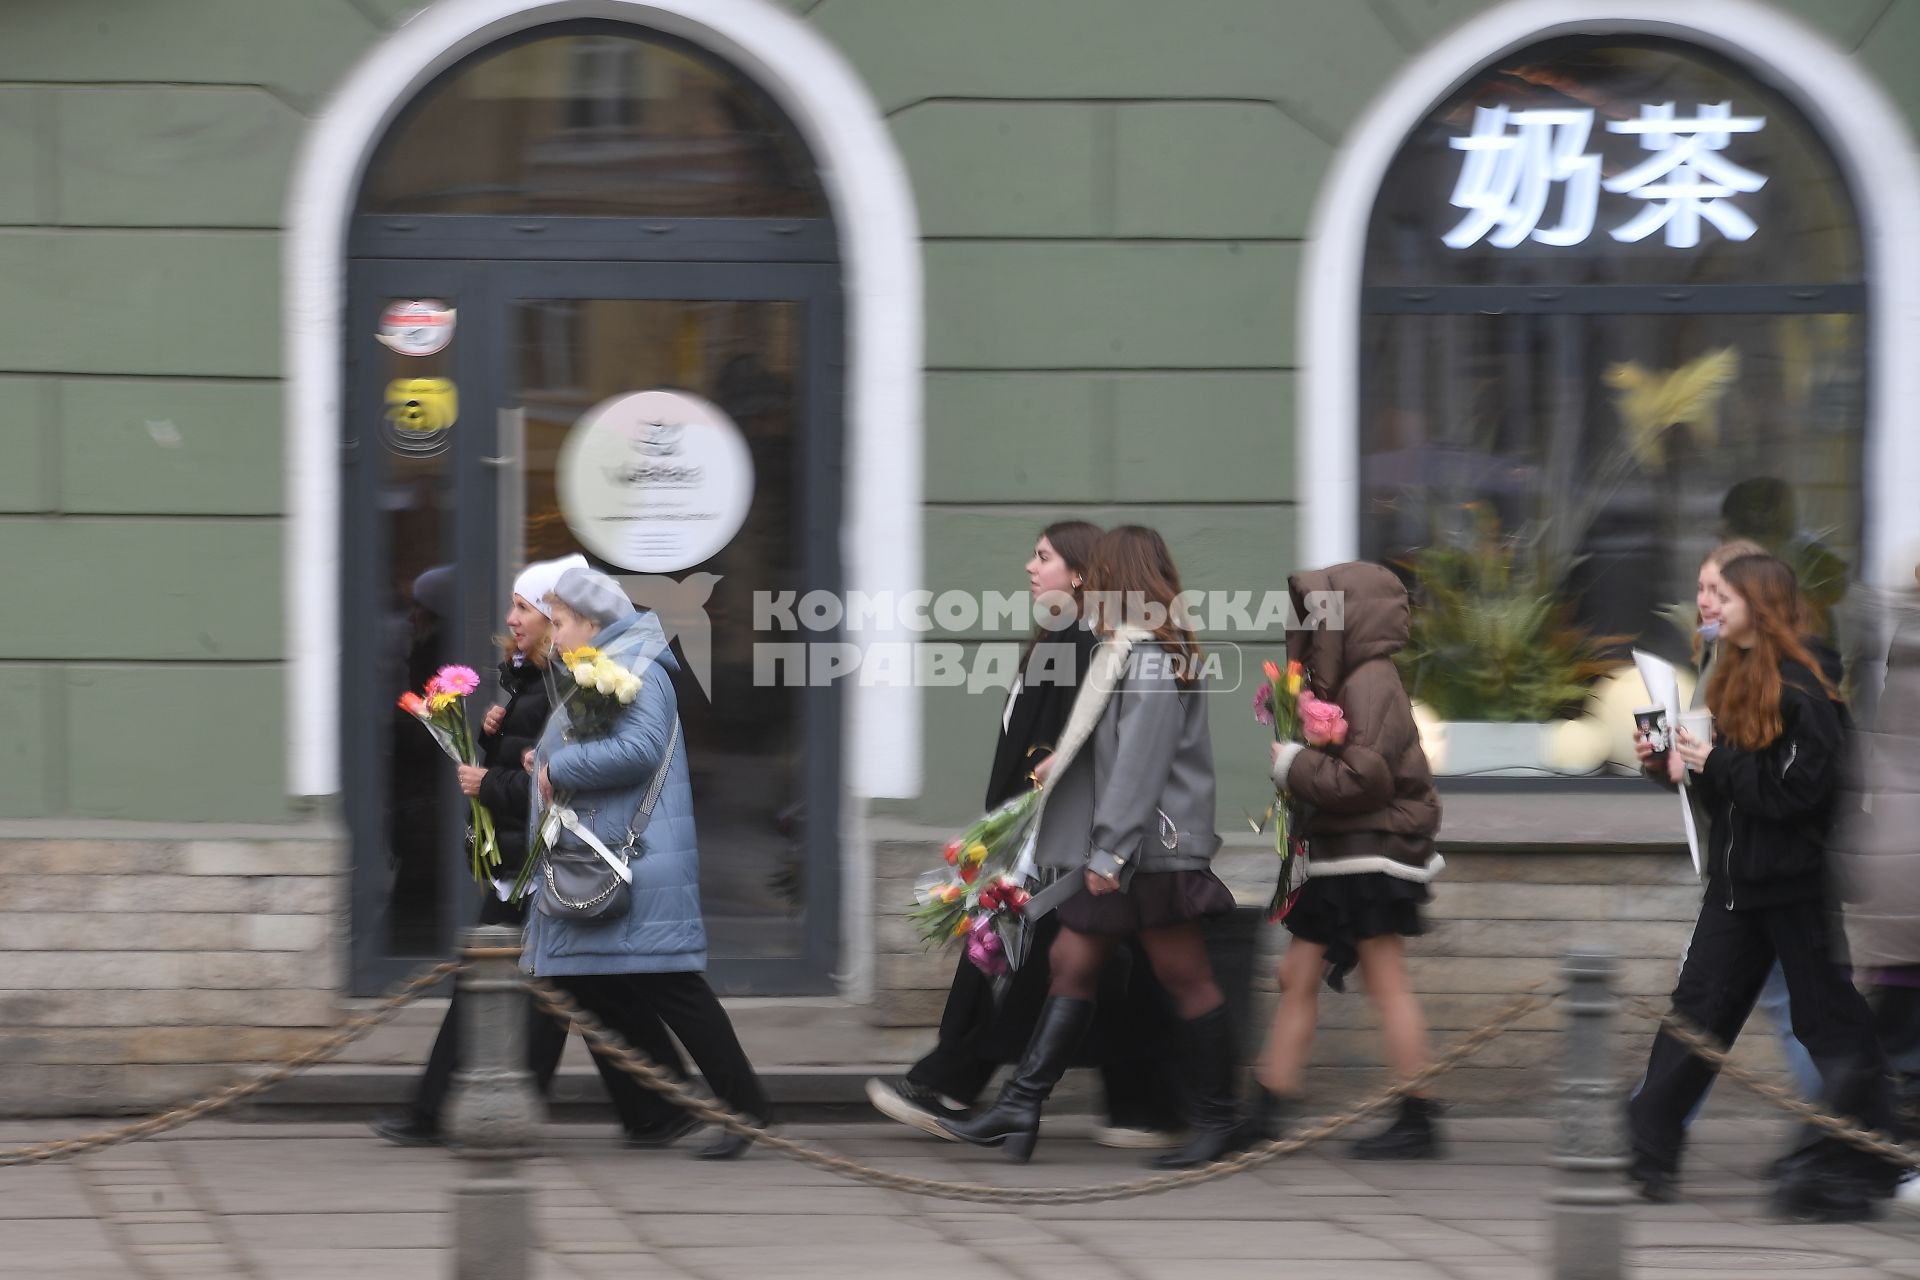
[476,656,552,878]
[983,625,1099,809]
[1695,657,1847,910]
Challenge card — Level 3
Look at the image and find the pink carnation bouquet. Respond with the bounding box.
[397,664,502,884]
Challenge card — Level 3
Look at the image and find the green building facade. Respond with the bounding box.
[3,0,1917,1111]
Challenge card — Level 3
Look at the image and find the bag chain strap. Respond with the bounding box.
[542,720,682,911]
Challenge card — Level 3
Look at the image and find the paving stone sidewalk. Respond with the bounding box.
[0,1116,1914,1279]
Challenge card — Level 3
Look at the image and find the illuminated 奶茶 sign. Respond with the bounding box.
[1444,101,1767,250]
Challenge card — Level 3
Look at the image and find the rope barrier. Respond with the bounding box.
[1626,997,1920,1171]
[0,961,461,1168]
[522,978,1557,1205]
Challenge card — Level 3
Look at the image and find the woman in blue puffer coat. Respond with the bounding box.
[528,566,771,1160]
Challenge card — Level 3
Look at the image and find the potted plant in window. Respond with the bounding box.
[1395,505,1622,775]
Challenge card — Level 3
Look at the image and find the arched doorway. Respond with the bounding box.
[338,19,847,993]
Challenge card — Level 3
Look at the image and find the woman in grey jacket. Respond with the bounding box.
[938,527,1242,1168]
[528,567,771,1160]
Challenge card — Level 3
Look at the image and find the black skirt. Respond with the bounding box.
[1282,871,1430,991]
[1055,868,1236,937]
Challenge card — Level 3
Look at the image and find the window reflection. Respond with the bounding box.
[1361,39,1865,767]
[1362,312,1863,664]
[359,28,826,218]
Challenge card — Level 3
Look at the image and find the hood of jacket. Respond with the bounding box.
[591,610,680,675]
[1287,561,1410,694]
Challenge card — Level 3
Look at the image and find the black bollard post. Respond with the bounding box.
[1550,951,1629,1280]
[445,924,540,1280]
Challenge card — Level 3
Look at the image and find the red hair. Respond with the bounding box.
[1705,554,1840,750]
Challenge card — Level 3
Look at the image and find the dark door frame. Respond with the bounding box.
[344,227,844,995]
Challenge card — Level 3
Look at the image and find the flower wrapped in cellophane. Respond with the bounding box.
[908,790,1040,975]
[1252,659,1347,922]
[397,664,502,884]
[505,643,647,902]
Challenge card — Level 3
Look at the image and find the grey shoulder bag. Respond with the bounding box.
[536,720,680,922]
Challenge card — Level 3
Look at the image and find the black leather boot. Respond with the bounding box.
[936,997,1092,1163]
[1151,1006,1250,1170]
[1350,1094,1443,1160]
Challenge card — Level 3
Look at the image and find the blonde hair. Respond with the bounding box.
[1692,539,1771,666]
[1705,538,1768,570]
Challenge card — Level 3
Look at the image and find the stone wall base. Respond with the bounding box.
[0,824,348,1116]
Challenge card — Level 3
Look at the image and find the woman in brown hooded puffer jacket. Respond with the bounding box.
[1254,562,1445,1157]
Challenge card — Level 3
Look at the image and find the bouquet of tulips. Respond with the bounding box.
[908,790,1040,976]
[397,665,502,884]
[1252,659,1347,922]
[506,643,647,902]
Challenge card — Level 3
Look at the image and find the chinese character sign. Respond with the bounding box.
[1444,101,1767,250]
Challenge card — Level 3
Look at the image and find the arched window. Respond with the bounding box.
[357,25,826,218]
[1360,37,1864,758]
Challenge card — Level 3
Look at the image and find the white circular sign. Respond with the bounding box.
[556,389,755,573]
[376,299,456,356]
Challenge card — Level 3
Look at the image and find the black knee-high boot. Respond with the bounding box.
[936,997,1092,1163]
[1152,1005,1249,1170]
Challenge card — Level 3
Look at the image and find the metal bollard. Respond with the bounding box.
[445,925,540,1280]
[1551,951,1629,1280]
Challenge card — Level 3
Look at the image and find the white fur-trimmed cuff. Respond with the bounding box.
[1271,741,1306,787]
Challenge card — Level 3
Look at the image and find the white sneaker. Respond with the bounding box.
[864,1077,966,1141]
[1090,1123,1186,1150]
[1894,1172,1920,1216]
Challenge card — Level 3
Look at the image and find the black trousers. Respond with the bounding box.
[541,970,771,1131]
[1628,893,1895,1175]
[408,892,689,1134]
[1870,982,1920,1139]
[907,913,1181,1127]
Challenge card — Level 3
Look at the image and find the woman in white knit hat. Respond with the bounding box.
[373,555,694,1150]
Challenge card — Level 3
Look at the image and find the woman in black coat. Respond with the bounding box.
[865,522,1182,1148]
[1627,554,1900,1219]
[373,557,692,1148]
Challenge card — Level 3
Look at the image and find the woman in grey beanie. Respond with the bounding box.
[526,567,772,1159]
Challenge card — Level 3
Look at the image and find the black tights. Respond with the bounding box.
[1049,921,1222,1019]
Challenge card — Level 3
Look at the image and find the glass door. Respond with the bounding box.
[492,261,842,993]
[343,260,500,992]
[344,257,841,994]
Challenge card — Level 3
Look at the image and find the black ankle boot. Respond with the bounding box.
[1250,1086,1297,1143]
[1151,1007,1250,1170]
[936,997,1092,1163]
[1350,1094,1442,1160]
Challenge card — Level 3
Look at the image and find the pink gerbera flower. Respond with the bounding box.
[435,665,481,696]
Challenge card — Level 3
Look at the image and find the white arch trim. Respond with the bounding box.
[1299,0,1920,590]
[283,0,923,801]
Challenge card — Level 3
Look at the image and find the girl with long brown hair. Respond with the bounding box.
[1627,554,1899,1220]
[867,521,1184,1150]
[1635,539,1823,1112]
[938,526,1244,1167]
